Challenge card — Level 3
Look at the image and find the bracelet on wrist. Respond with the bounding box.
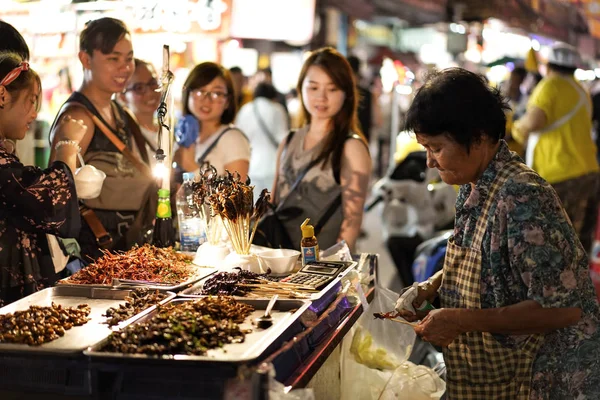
[55,139,81,153]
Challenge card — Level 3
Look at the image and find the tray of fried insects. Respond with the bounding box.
[58,244,217,292]
[84,296,311,364]
[0,286,175,354]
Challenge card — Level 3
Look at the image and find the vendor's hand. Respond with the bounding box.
[175,114,199,148]
[414,309,463,347]
[59,114,87,143]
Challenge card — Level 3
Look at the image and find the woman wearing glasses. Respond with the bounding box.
[49,18,157,261]
[174,62,250,181]
[120,58,161,165]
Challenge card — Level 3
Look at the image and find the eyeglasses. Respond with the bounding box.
[126,79,160,95]
[191,89,229,102]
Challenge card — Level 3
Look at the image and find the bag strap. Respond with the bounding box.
[121,106,152,163]
[66,102,152,178]
[253,101,279,149]
[79,204,113,249]
[314,194,342,235]
[196,126,237,164]
[275,131,320,211]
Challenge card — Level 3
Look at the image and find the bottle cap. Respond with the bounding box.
[158,188,170,198]
[182,172,195,182]
[301,218,314,238]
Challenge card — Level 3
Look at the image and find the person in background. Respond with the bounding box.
[254,67,288,117]
[120,58,161,164]
[0,21,30,60]
[229,66,252,108]
[174,62,250,181]
[272,47,372,252]
[503,66,527,156]
[399,67,600,399]
[347,55,373,143]
[286,88,302,129]
[0,52,82,304]
[49,18,157,261]
[47,67,74,119]
[513,43,599,252]
[236,82,289,196]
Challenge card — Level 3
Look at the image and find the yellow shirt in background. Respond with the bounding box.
[525,75,598,184]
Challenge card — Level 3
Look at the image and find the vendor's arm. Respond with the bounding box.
[415,301,580,347]
[416,172,587,346]
[338,137,372,252]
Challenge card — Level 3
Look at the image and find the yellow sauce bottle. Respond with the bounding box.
[300,218,319,266]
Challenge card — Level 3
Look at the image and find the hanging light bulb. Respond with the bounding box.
[153,158,168,179]
[154,45,174,186]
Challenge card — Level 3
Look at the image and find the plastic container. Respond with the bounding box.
[74,165,106,199]
[176,172,205,252]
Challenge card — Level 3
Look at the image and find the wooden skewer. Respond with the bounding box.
[390,318,418,327]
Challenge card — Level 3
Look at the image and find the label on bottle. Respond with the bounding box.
[157,200,171,218]
[301,245,319,266]
[179,217,204,252]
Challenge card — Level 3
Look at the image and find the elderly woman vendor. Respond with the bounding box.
[398,68,600,399]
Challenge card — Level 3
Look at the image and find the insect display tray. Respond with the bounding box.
[0,286,175,355]
[85,297,310,364]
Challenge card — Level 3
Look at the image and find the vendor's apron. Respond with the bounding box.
[439,160,543,400]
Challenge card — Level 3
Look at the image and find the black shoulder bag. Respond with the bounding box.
[252,131,343,249]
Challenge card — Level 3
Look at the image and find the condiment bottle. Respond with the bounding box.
[300,218,319,266]
[152,188,175,248]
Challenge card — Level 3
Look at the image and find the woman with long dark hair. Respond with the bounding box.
[271,47,372,252]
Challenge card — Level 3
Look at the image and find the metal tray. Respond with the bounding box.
[0,286,174,355]
[179,261,357,302]
[85,297,311,363]
[59,266,217,293]
[111,266,217,292]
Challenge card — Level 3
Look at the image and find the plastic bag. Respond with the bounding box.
[340,285,417,400]
[355,284,416,364]
[379,362,446,400]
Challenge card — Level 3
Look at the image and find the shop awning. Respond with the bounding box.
[556,0,600,38]
[448,0,584,43]
[321,0,374,20]
[372,0,448,25]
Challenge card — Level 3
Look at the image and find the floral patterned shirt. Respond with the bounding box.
[0,147,80,304]
[453,140,600,399]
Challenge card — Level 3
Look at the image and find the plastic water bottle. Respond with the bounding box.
[176,172,205,252]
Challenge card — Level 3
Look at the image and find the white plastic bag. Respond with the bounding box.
[340,285,416,400]
[379,362,446,400]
